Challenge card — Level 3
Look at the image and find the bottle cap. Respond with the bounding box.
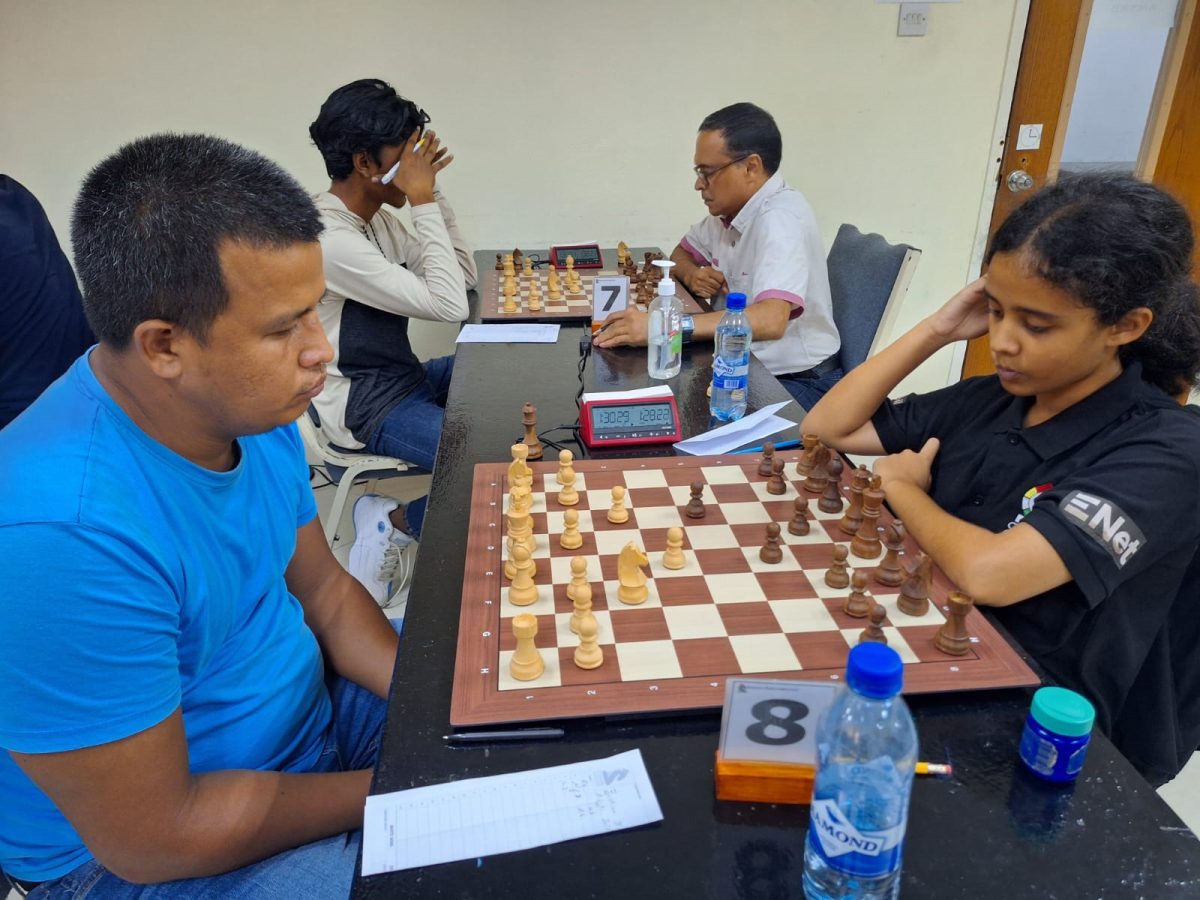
[726,292,747,311]
[1030,686,1095,737]
[845,642,903,699]
[652,259,676,296]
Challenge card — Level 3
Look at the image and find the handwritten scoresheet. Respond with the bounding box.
[361,749,663,876]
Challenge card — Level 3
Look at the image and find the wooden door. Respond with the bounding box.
[963,0,1200,379]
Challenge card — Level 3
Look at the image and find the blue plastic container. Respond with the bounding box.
[1018,686,1095,782]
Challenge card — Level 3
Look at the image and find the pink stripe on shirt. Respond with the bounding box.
[679,237,711,266]
[754,289,806,320]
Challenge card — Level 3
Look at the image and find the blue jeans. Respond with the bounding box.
[364,354,455,537]
[776,366,844,411]
[28,623,399,900]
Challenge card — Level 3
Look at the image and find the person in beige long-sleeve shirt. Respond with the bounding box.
[308,79,477,605]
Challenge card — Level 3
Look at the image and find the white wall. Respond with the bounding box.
[0,0,1019,390]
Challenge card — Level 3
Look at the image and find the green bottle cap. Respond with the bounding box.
[1030,686,1095,738]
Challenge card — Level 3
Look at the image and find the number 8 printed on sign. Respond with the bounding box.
[719,678,837,766]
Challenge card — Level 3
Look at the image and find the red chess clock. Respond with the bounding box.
[579,395,682,448]
[550,243,604,269]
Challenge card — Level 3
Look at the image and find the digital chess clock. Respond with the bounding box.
[550,242,604,269]
[579,395,682,448]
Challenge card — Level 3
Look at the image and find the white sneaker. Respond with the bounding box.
[349,494,417,607]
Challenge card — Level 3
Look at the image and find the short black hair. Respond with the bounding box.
[987,173,1200,396]
[70,133,322,350]
[309,78,429,181]
[699,103,782,175]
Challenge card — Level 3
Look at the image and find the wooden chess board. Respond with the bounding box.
[449,454,1039,726]
[480,268,706,323]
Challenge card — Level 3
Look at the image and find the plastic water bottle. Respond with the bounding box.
[710,292,752,421]
[803,643,918,900]
[647,259,682,379]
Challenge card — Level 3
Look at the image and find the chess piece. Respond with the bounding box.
[819,457,845,514]
[824,544,851,589]
[766,458,787,495]
[507,543,538,606]
[617,542,649,605]
[508,443,532,490]
[558,468,579,507]
[843,570,873,618]
[788,496,811,536]
[803,444,832,494]
[509,613,544,681]
[504,485,534,581]
[574,613,604,669]
[503,284,518,314]
[522,402,543,460]
[838,466,870,536]
[759,522,784,564]
[567,556,593,633]
[897,551,933,617]
[616,240,629,266]
[527,278,542,312]
[607,485,630,524]
[662,526,687,570]
[522,255,533,275]
[685,481,706,518]
[875,520,906,587]
[795,433,820,479]
[858,604,888,645]
[512,248,523,271]
[850,476,885,559]
[555,448,575,485]
[495,253,503,271]
[935,591,974,656]
[757,441,776,477]
[560,507,583,550]
[547,267,562,300]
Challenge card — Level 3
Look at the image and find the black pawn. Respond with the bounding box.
[686,480,706,519]
[859,604,888,644]
[758,441,776,477]
[759,522,784,564]
[825,544,851,589]
[767,458,787,495]
[788,496,811,536]
[819,457,845,514]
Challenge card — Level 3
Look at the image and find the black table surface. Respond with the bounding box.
[352,251,1200,899]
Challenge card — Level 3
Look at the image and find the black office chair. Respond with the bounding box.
[827,224,921,373]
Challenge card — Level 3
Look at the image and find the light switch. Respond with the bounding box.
[898,2,930,36]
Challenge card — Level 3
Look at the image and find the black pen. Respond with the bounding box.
[443,727,565,743]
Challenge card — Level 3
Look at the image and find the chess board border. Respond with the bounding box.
[479,267,706,323]
[450,456,1039,726]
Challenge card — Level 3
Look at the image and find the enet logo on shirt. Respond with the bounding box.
[1059,490,1146,568]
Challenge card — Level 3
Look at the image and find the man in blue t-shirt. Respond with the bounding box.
[0,135,400,898]
[0,175,94,429]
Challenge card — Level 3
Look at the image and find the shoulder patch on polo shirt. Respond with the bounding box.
[1058,490,1146,568]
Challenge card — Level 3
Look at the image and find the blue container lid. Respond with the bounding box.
[726,292,747,311]
[846,643,903,699]
[1030,686,1095,737]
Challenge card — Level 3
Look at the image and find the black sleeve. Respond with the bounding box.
[871,379,986,455]
[1022,432,1200,608]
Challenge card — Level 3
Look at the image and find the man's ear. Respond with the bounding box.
[131,319,185,379]
[742,153,765,181]
[351,150,375,179]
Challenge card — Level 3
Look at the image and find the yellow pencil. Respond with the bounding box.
[915,762,953,777]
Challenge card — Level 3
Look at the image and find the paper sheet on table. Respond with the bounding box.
[456,324,560,343]
[580,385,673,404]
[360,749,662,876]
[673,401,792,456]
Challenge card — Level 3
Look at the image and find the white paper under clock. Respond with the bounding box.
[592,276,629,324]
[719,677,837,766]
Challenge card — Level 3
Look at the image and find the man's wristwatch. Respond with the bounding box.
[681,314,695,344]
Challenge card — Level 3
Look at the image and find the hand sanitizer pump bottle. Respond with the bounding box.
[647,260,683,380]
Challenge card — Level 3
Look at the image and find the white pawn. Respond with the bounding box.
[507,543,538,606]
[573,613,604,670]
[527,277,543,312]
[556,448,575,485]
[607,485,630,524]
[567,557,593,634]
[560,507,583,550]
[558,468,579,507]
[662,526,686,570]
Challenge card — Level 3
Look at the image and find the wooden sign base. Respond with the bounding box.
[714,752,815,805]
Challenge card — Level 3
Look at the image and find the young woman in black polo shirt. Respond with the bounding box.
[804,174,1200,785]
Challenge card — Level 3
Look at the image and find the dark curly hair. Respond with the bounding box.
[309,78,429,181]
[987,173,1200,396]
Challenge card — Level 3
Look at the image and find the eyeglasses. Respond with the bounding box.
[693,155,749,187]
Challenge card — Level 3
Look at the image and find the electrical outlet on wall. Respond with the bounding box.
[898,2,930,36]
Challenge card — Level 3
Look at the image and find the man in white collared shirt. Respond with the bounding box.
[596,103,842,408]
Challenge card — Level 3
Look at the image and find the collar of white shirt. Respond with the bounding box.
[726,171,787,233]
